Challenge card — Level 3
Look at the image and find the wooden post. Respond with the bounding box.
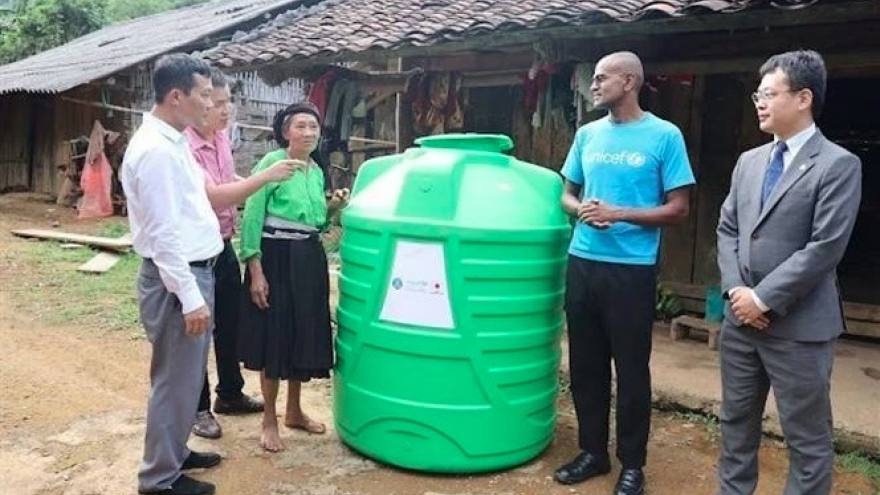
[686,75,705,283]
[393,57,414,152]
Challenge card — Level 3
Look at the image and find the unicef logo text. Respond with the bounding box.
[584,151,647,168]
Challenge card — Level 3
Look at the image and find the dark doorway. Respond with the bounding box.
[464,86,515,136]
[820,77,880,304]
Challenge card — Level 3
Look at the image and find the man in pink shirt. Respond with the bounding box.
[184,69,302,438]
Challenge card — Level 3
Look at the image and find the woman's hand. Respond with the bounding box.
[328,188,350,212]
[248,261,270,309]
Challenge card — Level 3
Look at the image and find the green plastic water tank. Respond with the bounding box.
[335,134,570,473]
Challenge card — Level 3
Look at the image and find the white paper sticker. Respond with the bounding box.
[379,240,454,329]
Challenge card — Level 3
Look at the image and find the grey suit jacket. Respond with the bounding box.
[716,130,862,342]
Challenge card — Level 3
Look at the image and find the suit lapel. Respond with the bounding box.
[748,143,773,225]
[753,132,824,228]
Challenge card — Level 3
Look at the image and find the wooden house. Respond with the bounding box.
[206,0,880,337]
[0,0,317,199]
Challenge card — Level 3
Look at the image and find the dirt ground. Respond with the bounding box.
[0,193,875,495]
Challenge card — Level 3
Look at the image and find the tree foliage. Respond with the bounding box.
[106,0,206,23]
[0,0,106,63]
[0,0,209,64]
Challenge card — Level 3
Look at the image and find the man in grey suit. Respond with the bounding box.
[716,50,862,495]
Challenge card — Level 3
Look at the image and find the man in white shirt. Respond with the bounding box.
[122,53,223,495]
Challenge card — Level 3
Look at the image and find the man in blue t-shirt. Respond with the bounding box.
[554,52,696,495]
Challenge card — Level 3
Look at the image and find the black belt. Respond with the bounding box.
[143,255,220,268]
[189,255,220,268]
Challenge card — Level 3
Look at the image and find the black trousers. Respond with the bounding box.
[565,256,656,468]
[198,240,245,411]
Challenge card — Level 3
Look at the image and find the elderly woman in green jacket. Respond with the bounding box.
[238,101,348,452]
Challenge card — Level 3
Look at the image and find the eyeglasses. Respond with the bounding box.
[751,89,798,104]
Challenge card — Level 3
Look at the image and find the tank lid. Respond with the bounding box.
[415,133,513,153]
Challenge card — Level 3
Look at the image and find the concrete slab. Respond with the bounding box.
[562,323,880,454]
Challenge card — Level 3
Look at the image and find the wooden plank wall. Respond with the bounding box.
[645,76,701,284]
[0,89,126,197]
[686,74,767,286]
[49,89,125,196]
[230,70,308,175]
[689,74,748,286]
[0,94,32,192]
[509,86,574,170]
[30,95,59,195]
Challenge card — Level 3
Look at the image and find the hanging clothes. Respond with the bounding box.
[407,72,465,135]
[322,78,362,154]
[338,80,362,141]
[521,70,548,115]
[308,70,341,118]
[78,120,117,219]
[572,62,595,125]
[407,73,431,134]
[444,72,464,131]
[521,64,559,128]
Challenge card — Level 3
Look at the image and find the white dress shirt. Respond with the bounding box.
[734,123,818,313]
[121,113,223,314]
[777,123,817,172]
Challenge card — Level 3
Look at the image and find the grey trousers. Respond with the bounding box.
[137,259,214,492]
[717,324,836,495]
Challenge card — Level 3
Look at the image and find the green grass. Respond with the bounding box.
[98,219,130,239]
[664,410,879,491]
[3,217,338,336]
[837,452,880,487]
[4,217,339,335]
[674,411,721,442]
[3,234,141,334]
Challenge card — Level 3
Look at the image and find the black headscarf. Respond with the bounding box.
[272,101,322,148]
[271,101,332,191]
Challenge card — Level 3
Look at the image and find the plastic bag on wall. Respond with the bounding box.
[78,152,113,219]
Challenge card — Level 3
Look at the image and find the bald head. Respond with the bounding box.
[597,51,645,90]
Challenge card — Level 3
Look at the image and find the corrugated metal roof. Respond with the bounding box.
[0,0,303,95]
[206,0,823,69]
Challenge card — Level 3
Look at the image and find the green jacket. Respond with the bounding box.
[239,149,327,261]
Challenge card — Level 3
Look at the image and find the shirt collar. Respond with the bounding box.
[183,127,218,150]
[143,112,186,145]
[776,123,817,155]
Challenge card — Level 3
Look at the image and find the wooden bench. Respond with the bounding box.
[670,315,721,350]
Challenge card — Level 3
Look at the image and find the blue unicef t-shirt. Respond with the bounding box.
[560,112,695,265]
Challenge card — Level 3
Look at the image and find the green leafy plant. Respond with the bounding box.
[837,452,880,486]
[656,283,683,321]
[674,411,720,443]
[0,0,209,63]
[0,0,107,63]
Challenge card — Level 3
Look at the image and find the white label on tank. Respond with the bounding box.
[379,240,454,329]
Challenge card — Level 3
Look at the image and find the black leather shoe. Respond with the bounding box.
[181,451,222,470]
[139,474,215,495]
[554,451,611,485]
[213,395,264,415]
[613,468,645,495]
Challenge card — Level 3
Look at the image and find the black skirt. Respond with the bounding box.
[239,236,333,381]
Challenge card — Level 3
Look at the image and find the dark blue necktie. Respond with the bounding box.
[761,141,788,208]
